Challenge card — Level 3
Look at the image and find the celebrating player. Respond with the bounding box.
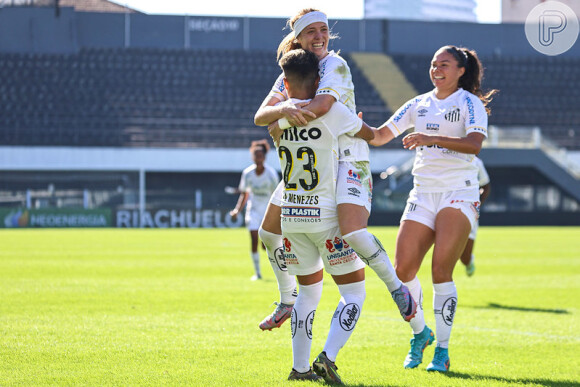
[460,156,491,276]
[254,8,416,332]
[275,48,374,383]
[370,45,498,372]
[229,140,279,280]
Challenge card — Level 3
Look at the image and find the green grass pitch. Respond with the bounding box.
[1,227,579,386]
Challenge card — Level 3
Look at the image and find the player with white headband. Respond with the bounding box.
[254,8,416,336]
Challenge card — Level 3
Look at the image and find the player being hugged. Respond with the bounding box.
[274,49,375,383]
[254,8,416,333]
[370,45,498,372]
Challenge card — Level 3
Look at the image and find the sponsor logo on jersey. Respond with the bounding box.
[426,123,439,132]
[347,169,362,186]
[319,59,327,77]
[281,127,322,142]
[445,108,461,122]
[347,187,361,197]
[418,108,428,117]
[278,83,285,92]
[281,206,321,218]
[466,96,476,125]
[393,98,421,123]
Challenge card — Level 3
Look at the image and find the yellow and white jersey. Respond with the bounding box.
[268,51,369,163]
[278,100,362,233]
[386,88,488,192]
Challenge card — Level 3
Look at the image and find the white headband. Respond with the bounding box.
[292,11,328,37]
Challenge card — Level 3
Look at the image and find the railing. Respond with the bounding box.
[487,126,580,178]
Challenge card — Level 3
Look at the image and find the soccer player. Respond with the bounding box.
[459,156,491,276]
[229,140,279,280]
[370,45,498,372]
[275,48,374,383]
[254,8,416,331]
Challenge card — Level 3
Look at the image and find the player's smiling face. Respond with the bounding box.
[430,49,465,93]
[296,22,329,60]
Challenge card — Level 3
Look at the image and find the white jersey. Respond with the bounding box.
[268,50,369,163]
[386,88,488,192]
[278,100,363,233]
[474,156,490,187]
[238,164,279,218]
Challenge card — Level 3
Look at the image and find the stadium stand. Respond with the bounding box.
[0,47,577,150]
[391,54,580,150]
[0,48,393,148]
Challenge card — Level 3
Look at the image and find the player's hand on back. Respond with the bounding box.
[282,102,316,127]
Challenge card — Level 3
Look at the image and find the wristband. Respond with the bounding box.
[277,117,291,130]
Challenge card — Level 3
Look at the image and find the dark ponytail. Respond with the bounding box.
[444,46,498,114]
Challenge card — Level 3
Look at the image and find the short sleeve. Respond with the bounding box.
[465,95,488,138]
[325,103,362,137]
[266,73,287,102]
[238,170,249,192]
[316,57,352,103]
[385,97,421,137]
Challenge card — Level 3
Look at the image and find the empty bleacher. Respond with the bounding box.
[0,48,577,150]
[0,48,394,149]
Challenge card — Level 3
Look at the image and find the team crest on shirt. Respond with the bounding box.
[418,109,428,117]
[445,108,461,122]
[426,123,439,132]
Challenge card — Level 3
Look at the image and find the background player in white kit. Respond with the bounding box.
[459,156,491,276]
[254,8,415,331]
[276,48,375,384]
[229,140,279,280]
[370,45,498,372]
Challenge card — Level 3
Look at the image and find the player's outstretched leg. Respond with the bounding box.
[343,228,416,321]
[258,227,297,330]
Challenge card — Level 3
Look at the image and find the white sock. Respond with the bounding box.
[323,280,365,362]
[259,227,297,304]
[292,280,323,373]
[343,229,401,292]
[405,277,426,334]
[251,252,261,277]
[433,281,457,349]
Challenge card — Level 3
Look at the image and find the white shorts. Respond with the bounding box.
[283,225,366,276]
[269,180,284,207]
[336,161,372,214]
[401,188,480,231]
[245,207,265,231]
[469,220,479,240]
